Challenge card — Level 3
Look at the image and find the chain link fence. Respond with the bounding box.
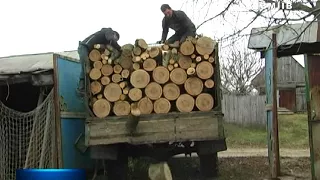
[0,89,56,180]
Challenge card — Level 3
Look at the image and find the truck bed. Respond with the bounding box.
[85,110,224,146]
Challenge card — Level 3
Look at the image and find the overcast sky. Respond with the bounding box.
[0,0,304,65]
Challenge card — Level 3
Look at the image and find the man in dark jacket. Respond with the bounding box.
[157,4,196,47]
[77,28,122,96]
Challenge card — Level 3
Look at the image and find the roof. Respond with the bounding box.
[0,50,79,75]
[248,21,318,50]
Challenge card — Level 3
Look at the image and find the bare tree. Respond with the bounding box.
[221,46,263,95]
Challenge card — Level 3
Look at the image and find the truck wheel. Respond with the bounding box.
[106,155,128,180]
[198,153,218,179]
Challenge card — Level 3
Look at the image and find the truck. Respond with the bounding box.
[81,40,227,179]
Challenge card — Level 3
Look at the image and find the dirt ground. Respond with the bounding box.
[128,156,311,180]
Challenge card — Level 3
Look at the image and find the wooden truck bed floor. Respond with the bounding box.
[85,110,224,146]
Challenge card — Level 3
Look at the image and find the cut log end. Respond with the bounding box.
[92,99,111,118]
[184,77,204,96]
[101,76,111,85]
[178,55,192,69]
[143,58,157,71]
[196,36,215,55]
[154,98,171,114]
[196,93,214,111]
[149,47,161,58]
[121,69,130,78]
[187,68,196,76]
[90,81,102,95]
[204,79,215,88]
[113,101,131,116]
[112,74,123,83]
[89,49,101,62]
[179,41,195,56]
[101,64,113,76]
[129,88,143,101]
[136,39,148,50]
[196,61,214,80]
[130,69,150,88]
[113,64,123,74]
[93,61,103,69]
[89,68,102,80]
[153,66,170,84]
[138,97,153,115]
[104,83,122,102]
[170,68,187,85]
[176,94,195,112]
[145,82,163,100]
[163,83,180,101]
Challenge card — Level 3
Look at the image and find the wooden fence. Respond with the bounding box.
[221,94,266,126]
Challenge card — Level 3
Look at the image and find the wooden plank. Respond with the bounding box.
[86,111,222,145]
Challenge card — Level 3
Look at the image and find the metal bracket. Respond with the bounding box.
[74,133,88,154]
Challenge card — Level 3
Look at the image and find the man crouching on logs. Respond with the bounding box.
[157,4,197,47]
[77,28,122,96]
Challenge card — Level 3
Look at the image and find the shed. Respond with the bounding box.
[251,56,306,112]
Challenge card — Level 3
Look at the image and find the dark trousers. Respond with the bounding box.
[167,29,196,44]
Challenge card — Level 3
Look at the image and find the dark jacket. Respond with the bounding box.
[161,10,196,42]
[81,28,121,51]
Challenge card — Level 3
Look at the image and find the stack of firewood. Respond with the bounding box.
[87,36,217,118]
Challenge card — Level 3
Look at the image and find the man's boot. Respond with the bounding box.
[168,41,180,48]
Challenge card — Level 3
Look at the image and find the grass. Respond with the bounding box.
[224,113,309,149]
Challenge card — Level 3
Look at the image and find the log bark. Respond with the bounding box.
[135,39,148,50]
[100,76,111,85]
[179,41,194,56]
[143,58,157,71]
[138,97,153,115]
[103,83,122,102]
[145,82,163,100]
[129,88,143,101]
[89,68,102,80]
[176,94,195,112]
[121,69,130,78]
[196,93,214,111]
[112,74,123,83]
[113,64,123,74]
[101,64,113,76]
[113,101,131,116]
[154,98,171,114]
[204,79,215,88]
[90,81,102,95]
[93,61,103,69]
[196,61,214,79]
[148,47,161,58]
[130,69,150,88]
[195,36,215,55]
[152,66,170,84]
[169,68,187,85]
[163,83,180,101]
[92,99,111,118]
[148,162,173,180]
[121,44,134,57]
[89,49,101,61]
[184,77,203,96]
[178,55,192,69]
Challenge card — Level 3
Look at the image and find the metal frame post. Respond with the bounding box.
[264,33,280,178]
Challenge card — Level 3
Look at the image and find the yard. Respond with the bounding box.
[127,114,311,180]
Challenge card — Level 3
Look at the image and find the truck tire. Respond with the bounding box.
[106,155,128,180]
[198,153,218,179]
